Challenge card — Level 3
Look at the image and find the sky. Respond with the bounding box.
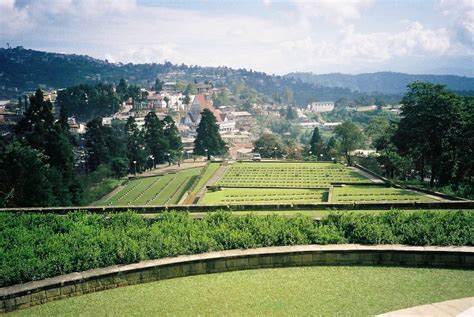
[0,0,473,76]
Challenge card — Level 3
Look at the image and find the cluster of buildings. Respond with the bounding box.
[93,81,257,160]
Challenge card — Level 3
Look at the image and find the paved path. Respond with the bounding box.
[377,297,474,317]
[351,166,385,184]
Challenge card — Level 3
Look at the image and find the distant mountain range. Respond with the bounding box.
[0,47,472,105]
[285,72,474,94]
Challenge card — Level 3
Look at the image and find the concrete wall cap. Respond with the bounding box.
[1,244,473,298]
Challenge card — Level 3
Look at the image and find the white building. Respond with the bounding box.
[300,121,322,129]
[218,119,237,134]
[308,101,335,113]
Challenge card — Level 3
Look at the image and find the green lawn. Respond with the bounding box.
[98,168,202,206]
[12,266,474,316]
[216,162,369,188]
[202,188,327,204]
[190,162,220,194]
[332,185,436,203]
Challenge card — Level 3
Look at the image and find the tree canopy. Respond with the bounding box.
[194,109,226,159]
[334,121,364,165]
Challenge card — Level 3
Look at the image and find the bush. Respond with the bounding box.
[0,209,472,287]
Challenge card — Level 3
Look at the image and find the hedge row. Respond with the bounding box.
[1,210,473,287]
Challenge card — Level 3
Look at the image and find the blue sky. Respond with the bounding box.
[1,0,473,75]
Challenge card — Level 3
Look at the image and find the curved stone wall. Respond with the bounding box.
[1,244,473,313]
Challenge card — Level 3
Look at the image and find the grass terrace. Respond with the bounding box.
[97,168,202,206]
[190,162,220,195]
[202,188,327,205]
[215,162,369,188]
[332,185,438,203]
[10,266,474,316]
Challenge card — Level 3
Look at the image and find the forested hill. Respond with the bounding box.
[1,46,470,105]
[285,72,474,95]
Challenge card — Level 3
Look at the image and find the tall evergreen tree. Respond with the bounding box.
[163,115,182,160]
[15,89,82,205]
[0,141,55,207]
[125,117,148,171]
[194,109,226,160]
[144,111,166,163]
[309,127,324,156]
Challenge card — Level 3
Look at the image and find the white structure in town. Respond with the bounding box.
[307,101,335,113]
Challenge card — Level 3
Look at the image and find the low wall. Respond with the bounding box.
[1,200,473,214]
[1,244,473,313]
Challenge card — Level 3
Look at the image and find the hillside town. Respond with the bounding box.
[0,78,403,165]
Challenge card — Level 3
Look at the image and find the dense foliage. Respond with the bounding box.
[1,210,472,287]
[0,47,444,105]
[0,90,82,207]
[56,83,120,122]
[194,109,227,159]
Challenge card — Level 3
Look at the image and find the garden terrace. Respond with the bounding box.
[1,210,473,289]
[215,162,369,188]
[332,185,438,203]
[202,188,327,205]
[97,168,201,206]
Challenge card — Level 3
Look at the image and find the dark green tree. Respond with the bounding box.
[116,78,128,101]
[285,105,297,120]
[334,121,364,165]
[144,111,166,163]
[253,133,285,158]
[194,109,226,159]
[0,141,55,207]
[15,89,82,205]
[15,89,55,150]
[163,115,182,161]
[56,83,120,122]
[125,117,148,171]
[155,78,164,91]
[394,82,463,186]
[309,127,324,157]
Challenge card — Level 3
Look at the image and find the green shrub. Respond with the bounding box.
[0,209,472,287]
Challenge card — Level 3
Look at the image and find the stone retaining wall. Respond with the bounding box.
[1,244,473,313]
[1,200,473,214]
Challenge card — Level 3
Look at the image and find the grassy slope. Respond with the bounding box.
[98,168,202,206]
[12,266,474,316]
[190,162,220,195]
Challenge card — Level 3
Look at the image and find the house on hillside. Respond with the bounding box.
[184,94,222,128]
[308,101,334,113]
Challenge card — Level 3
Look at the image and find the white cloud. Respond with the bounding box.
[292,0,372,25]
[439,0,474,47]
[0,0,136,33]
[280,22,451,72]
[0,0,470,74]
[0,0,32,34]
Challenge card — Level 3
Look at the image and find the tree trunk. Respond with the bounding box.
[430,165,436,188]
[419,155,425,182]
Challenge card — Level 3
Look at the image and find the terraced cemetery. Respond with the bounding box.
[96,162,439,206]
[332,185,437,203]
[202,188,328,204]
[97,167,202,206]
[201,162,436,205]
[215,162,367,188]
